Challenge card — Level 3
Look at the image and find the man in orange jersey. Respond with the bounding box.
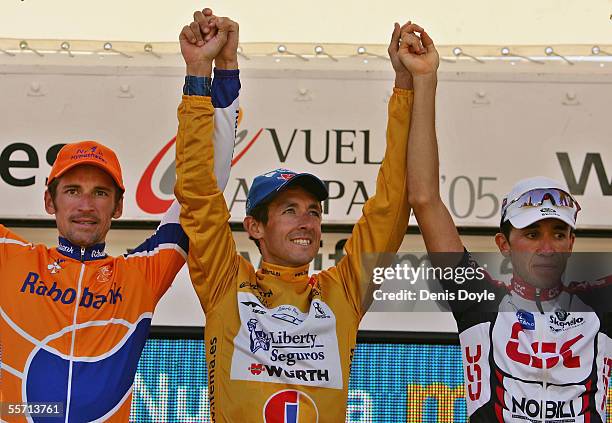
[0,12,240,421]
[175,10,429,422]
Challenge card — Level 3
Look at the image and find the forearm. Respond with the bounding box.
[407,74,440,210]
[407,74,464,253]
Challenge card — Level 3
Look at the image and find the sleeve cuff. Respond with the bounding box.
[183,75,212,96]
[213,68,240,78]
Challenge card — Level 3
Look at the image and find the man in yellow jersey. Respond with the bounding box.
[175,9,427,422]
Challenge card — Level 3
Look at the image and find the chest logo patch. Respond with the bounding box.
[231,292,343,389]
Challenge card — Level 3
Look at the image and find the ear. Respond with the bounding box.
[243,216,264,240]
[112,196,123,219]
[568,231,576,252]
[495,232,511,257]
[44,190,56,215]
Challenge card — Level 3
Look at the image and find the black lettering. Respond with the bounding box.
[305,130,330,164]
[512,397,526,414]
[347,181,369,214]
[334,130,357,164]
[322,180,344,215]
[267,128,299,162]
[557,152,612,195]
[265,365,283,378]
[228,178,249,212]
[46,144,66,166]
[526,399,540,418]
[0,143,39,187]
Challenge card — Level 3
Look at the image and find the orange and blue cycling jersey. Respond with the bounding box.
[0,69,240,423]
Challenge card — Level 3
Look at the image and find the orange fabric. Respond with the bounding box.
[0,223,186,422]
[47,140,125,191]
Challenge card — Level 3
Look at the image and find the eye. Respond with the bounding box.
[283,207,295,214]
[524,232,537,239]
[96,190,109,197]
[66,188,78,195]
[554,232,567,240]
[310,210,321,218]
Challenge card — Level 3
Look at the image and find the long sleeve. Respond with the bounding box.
[175,96,240,312]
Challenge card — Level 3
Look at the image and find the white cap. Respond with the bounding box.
[501,176,578,229]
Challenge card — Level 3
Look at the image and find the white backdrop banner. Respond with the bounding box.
[0,65,610,228]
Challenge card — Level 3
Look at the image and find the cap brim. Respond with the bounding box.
[49,159,125,192]
[281,173,328,201]
[508,207,576,229]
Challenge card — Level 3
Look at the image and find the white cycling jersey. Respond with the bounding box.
[443,250,612,423]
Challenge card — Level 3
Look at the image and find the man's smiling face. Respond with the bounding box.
[255,186,322,267]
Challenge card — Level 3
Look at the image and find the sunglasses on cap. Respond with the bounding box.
[501,188,581,223]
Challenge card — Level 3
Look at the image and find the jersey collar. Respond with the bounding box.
[259,261,310,282]
[510,276,562,301]
[57,237,107,261]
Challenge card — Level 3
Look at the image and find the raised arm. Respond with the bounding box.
[175,12,241,311]
[401,29,463,254]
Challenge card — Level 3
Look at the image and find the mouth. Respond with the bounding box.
[72,218,98,226]
[290,238,312,246]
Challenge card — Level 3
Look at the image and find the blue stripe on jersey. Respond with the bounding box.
[25,318,151,422]
[126,223,188,257]
[212,68,241,108]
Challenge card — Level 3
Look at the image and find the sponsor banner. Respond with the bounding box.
[0,66,610,227]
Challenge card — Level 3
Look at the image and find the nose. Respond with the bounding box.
[77,193,96,212]
[536,235,556,255]
[297,211,316,230]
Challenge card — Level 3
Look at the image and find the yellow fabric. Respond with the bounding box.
[175,89,413,423]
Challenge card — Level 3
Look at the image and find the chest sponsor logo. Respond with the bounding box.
[506,322,583,369]
[47,259,65,274]
[241,301,267,315]
[97,265,113,283]
[511,397,576,420]
[249,363,329,382]
[20,271,123,309]
[549,310,584,333]
[464,345,483,401]
[231,293,343,388]
[263,389,318,423]
[272,305,305,326]
[516,309,535,330]
[247,318,321,354]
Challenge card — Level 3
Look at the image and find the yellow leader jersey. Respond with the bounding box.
[175,88,413,423]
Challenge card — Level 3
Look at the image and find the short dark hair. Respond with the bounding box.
[47,176,124,207]
[247,201,270,252]
[499,220,575,245]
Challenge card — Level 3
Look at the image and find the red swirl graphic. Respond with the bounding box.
[137,128,264,215]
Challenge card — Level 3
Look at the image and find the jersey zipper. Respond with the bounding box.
[64,247,86,423]
[536,289,547,423]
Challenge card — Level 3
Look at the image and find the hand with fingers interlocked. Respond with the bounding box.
[397,23,439,77]
[179,8,239,76]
